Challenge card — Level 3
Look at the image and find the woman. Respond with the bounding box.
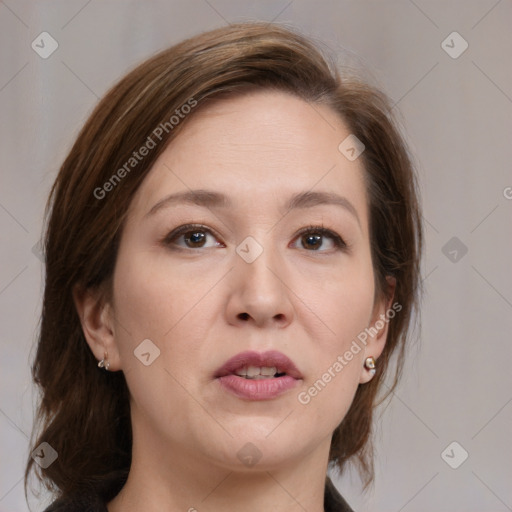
[26,22,422,512]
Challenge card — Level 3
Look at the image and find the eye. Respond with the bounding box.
[291,225,346,252]
[162,224,224,250]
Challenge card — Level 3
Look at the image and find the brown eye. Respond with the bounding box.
[292,226,346,252]
[301,233,323,250]
[184,230,207,248]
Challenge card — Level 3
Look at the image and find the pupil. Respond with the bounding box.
[304,234,321,250]
[187,231,205,247]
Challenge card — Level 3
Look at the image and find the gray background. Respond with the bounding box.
[1,1,511,511]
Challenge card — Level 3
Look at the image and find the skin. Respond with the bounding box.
[74,90,393,512]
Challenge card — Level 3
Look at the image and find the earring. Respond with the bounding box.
[97,351,110,371]
[364,356,376,376]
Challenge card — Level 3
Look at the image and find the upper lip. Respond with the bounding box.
[214,350,303,379]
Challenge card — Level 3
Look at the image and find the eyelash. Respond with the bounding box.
[294,225,347,251]
[161,223,347,252]
[161,224,224,250]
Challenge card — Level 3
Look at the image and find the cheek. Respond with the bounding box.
[312,255,376,348]
[296,296,371,434]
[111,247,222,365]
[110,248,218,434]
[296,257,375,413]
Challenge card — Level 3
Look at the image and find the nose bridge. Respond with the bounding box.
[236,235,283,296]
[227,233,294,326]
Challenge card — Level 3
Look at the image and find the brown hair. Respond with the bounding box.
[26,22,422,502]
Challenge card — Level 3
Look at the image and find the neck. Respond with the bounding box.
[107,427,331,512]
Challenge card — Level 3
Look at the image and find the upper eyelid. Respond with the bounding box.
[295,225,342,238]
[163,224,223,247]
[166,224,222,241]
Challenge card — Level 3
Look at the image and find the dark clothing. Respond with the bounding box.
[43,477,354,511]
[324,477,355,512]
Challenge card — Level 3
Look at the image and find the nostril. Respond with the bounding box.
[238,312,250,321]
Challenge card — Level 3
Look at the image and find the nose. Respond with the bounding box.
[224,243,295,329]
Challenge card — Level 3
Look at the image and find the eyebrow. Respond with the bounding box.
[145,189,361,226]
[145,190,230,217]
[285,190,361,226]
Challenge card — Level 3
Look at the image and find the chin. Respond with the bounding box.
[206,428,307,470]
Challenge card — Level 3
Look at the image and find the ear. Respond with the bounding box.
[72,283,121,371]
[359,276,397,384]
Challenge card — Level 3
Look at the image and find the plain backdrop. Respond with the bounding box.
[1,1,511,511]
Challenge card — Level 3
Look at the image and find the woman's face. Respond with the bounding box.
[103,90,389,471]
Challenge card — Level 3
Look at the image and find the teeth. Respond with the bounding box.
[247,365,261,377]
[235,366,278,378]
[260,366,277,376]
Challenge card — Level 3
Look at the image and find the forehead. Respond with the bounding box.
[129,90,369,226]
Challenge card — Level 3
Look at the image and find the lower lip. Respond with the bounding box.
[217,375,300,400]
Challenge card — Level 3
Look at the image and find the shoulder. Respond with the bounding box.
[324,476,355,512]
[42,492,108,512]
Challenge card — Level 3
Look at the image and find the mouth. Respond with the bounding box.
[214,350,303,380]
[214,350,302,401]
